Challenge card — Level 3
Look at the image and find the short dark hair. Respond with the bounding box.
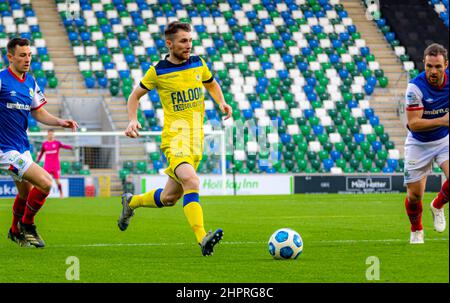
[424,43,448,62]
[7,37,31,55]
[164,21,191,40]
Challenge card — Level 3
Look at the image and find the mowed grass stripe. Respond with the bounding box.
[0,194,447,283]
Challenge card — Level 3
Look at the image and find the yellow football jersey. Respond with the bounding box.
[140,55,213,177]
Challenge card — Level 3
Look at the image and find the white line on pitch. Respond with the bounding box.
[48,238,448,248]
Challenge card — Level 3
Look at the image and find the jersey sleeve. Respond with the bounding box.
[405,83,424,111]
[59,141,73,150]
[200,57,214,83]
[140,66,157,91]
[31,81,47,110]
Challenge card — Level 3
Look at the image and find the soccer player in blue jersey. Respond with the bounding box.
[0,38,78,247]
[404,43,449,244]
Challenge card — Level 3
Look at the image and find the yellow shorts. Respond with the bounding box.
[162,147,203,184]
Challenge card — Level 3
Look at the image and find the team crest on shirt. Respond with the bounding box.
[406,92,417,103]
[195,74,201,81]
[7,154,19,163]
[29,88,34,97]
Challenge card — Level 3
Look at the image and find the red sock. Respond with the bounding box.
[57,183,62,193]
[22,188,49,225]
[432,179,449,209]
[405,198,423,232]
[11,195,27,234]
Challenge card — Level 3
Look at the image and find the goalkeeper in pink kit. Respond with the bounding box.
[37,129,73,198]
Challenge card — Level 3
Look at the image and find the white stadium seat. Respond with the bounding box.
[308,141,322,152]
[329,133,342,144]
[78,61,90,71]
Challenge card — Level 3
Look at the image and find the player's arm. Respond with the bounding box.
[125,85,148,138]
[31,107,78,131]
[60,142,73,150]
[406,109,449,132]
[203,79,232,120]
[405,82,449,131]
[36,144,45,163]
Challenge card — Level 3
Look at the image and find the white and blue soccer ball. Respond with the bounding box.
[268,228,303,260]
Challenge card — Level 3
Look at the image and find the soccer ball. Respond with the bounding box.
[268,228,303,260]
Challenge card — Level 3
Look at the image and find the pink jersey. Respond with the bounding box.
[37,141,72,170]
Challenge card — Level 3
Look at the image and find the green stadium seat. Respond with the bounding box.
[72,161,82,172]
[123,160,134,171]
[61,161,70,174]
[119,169,130,181]
[362,159,373,171]
[385,141,396,150]
[354,150,365,161]
[375,159,386,169]
[350,159,360,170]
[79,169,91,175]
[377,150,388,161]
[374,125,384,136]
[135,160,147,172]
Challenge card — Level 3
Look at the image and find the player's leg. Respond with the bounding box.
[406,177,427,230]
[55,178,63,198]
[403,139,434,244]
[19,162,53,248]
[1,150,50,247]
[430,159,449,232]
[406,177,427,244]
[8,180,33,247]
[175,163,205,242]
[53,168,63,198]
[11,180,31,233]
[118,177,184,231]
[128,177,183,209]
[176,163,223,256]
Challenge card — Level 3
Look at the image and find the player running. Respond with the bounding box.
[0,38,78,248]
[117,21,232,256]
[403,43,449,244]
[36,129,73,198]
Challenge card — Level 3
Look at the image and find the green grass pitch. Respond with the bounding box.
[0,193,448,283]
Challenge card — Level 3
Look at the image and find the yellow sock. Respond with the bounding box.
[129,188,164,209]
[183,190,206,244]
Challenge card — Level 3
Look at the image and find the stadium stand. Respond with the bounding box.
[2,0,417,192]
[54,0,406,181]
[0,0,58,91]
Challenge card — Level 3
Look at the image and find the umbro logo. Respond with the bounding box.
[425,98,434,102]
[10,91,16,97]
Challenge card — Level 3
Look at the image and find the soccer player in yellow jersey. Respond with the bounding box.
[117,21,232,256]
